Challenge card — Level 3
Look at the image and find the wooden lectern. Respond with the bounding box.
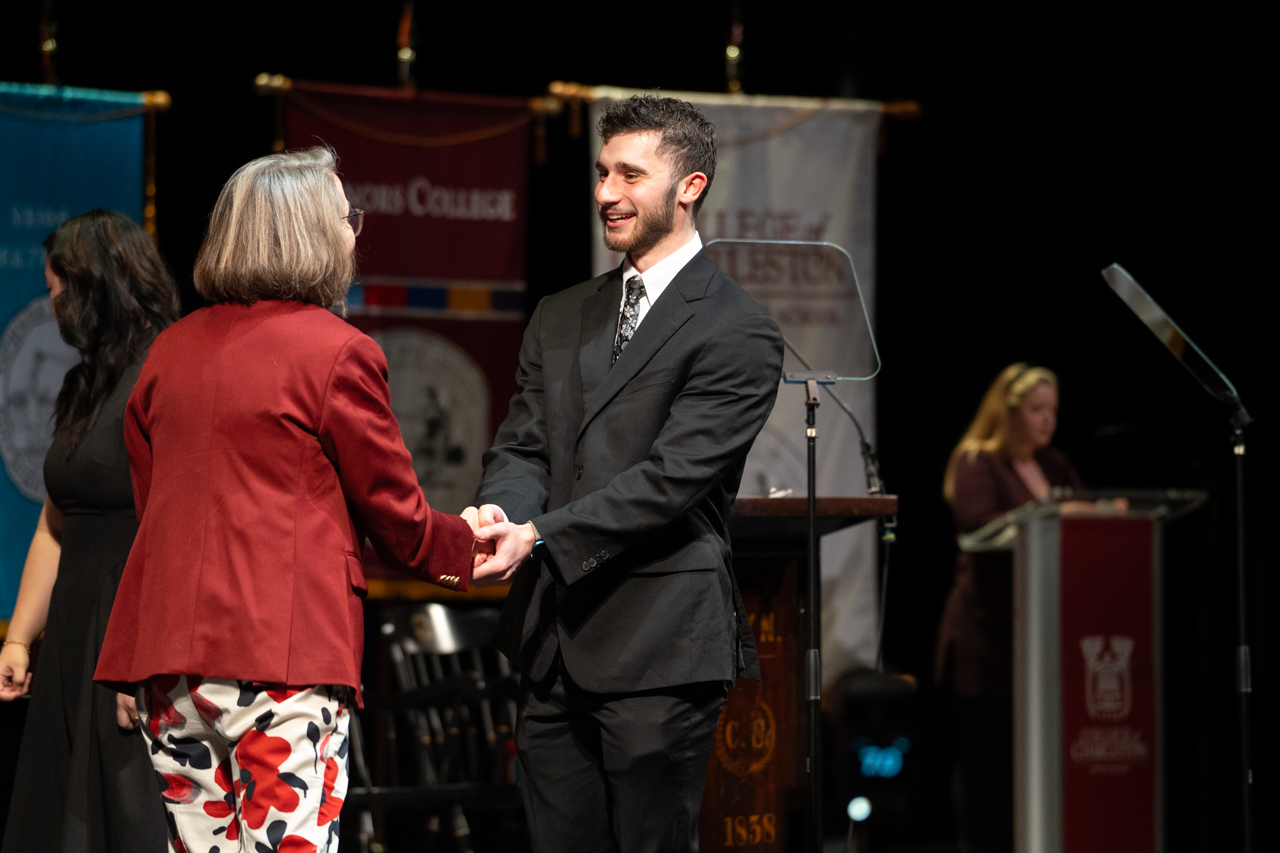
[960,489,1203,853]
[699,496,898,852]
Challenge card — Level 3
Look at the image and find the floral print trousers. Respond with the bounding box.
[138,675,350,853]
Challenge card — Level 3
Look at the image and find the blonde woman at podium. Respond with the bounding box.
[935,362,1082,853]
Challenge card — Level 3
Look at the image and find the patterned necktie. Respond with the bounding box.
[613,275,646,364]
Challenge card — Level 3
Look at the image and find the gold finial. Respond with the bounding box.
[143,90,172,111]
[881,100,921,119]
[547,81,594,101]
[253,73,292,95]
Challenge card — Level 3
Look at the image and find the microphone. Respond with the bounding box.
[782,336,884,495]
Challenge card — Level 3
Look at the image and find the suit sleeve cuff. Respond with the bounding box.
[529,509,613,586]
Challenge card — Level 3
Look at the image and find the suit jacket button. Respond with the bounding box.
[588,558,597,568]
[600,551,608,560]
[582,561,591,572]
[575,466,583,480]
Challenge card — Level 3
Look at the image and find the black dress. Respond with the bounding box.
[2,348,167,853]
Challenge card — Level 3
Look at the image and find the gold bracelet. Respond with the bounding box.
[2,640,30,653]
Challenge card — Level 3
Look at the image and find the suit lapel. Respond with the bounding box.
[576,250,716,443]
[577,269,623,399]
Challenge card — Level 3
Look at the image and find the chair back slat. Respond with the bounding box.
[348,602,522,849]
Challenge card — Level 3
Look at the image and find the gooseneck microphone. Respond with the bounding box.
[782,335,884,495]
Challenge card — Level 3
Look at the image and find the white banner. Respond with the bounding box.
[589,90,883,685]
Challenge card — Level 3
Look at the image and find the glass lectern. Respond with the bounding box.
[960,490,1204,853]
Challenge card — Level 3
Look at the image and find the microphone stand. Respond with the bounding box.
[784,356,895,851]
[805,377,823,853]
[784,370,834,853]
[1230,404,1253,853]
[784,339,897,672]
[1099,263,1254,850]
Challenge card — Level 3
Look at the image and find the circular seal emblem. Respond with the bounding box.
[0,297,79,501]
[714,698,777,778]
[368,328,489,514]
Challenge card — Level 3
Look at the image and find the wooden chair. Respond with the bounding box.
[346,603,523,852]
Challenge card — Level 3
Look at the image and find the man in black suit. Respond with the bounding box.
[470,95,784,852]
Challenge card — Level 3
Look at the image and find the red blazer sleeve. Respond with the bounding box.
[317,334,474,589]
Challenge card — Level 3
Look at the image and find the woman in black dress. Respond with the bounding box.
[0,210,179,852]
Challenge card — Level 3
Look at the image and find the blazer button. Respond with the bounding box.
[582,560,591,572]
[588,557,598,568]
[575,466,583,480]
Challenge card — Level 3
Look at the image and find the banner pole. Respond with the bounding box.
[252,73,292,152]
[141,91,170,245]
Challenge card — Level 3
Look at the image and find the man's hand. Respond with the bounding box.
[472,521,537,587]
[477,504,507,526]
[116,693,141,730]
[468,505,512,574]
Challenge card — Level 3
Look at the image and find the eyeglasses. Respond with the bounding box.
[342,208,364,237]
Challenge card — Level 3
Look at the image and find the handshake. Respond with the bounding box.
[459,504,538,587]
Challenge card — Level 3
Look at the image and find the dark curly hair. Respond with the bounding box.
[45,209,180,454]
[597,95,717,217]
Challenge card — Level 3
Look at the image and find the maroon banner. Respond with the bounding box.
[284,82,528,523]
[1059,517,1157,853]
[285,80,528,283]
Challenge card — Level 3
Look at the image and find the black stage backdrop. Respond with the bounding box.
[1,3,1273,850]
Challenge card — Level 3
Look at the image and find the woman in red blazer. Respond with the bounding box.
[95,148,483,852]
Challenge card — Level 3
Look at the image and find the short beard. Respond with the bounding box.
[600,179,679,255]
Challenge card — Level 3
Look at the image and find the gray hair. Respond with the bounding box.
[194,147,356,312]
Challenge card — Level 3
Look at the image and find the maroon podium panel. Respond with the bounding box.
[700,555,798,851]
[1060,517,1157,853]
[699,497,897,852]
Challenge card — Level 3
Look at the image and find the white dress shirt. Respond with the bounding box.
[619,231,703,332]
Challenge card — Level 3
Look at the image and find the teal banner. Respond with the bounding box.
[0,83,146,618]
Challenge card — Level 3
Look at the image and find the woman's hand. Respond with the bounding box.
[1,496,63,702]
[0,643,32,700]
[461,506,480,532]
[1060,498,1130,516]
[116,693,141,730]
